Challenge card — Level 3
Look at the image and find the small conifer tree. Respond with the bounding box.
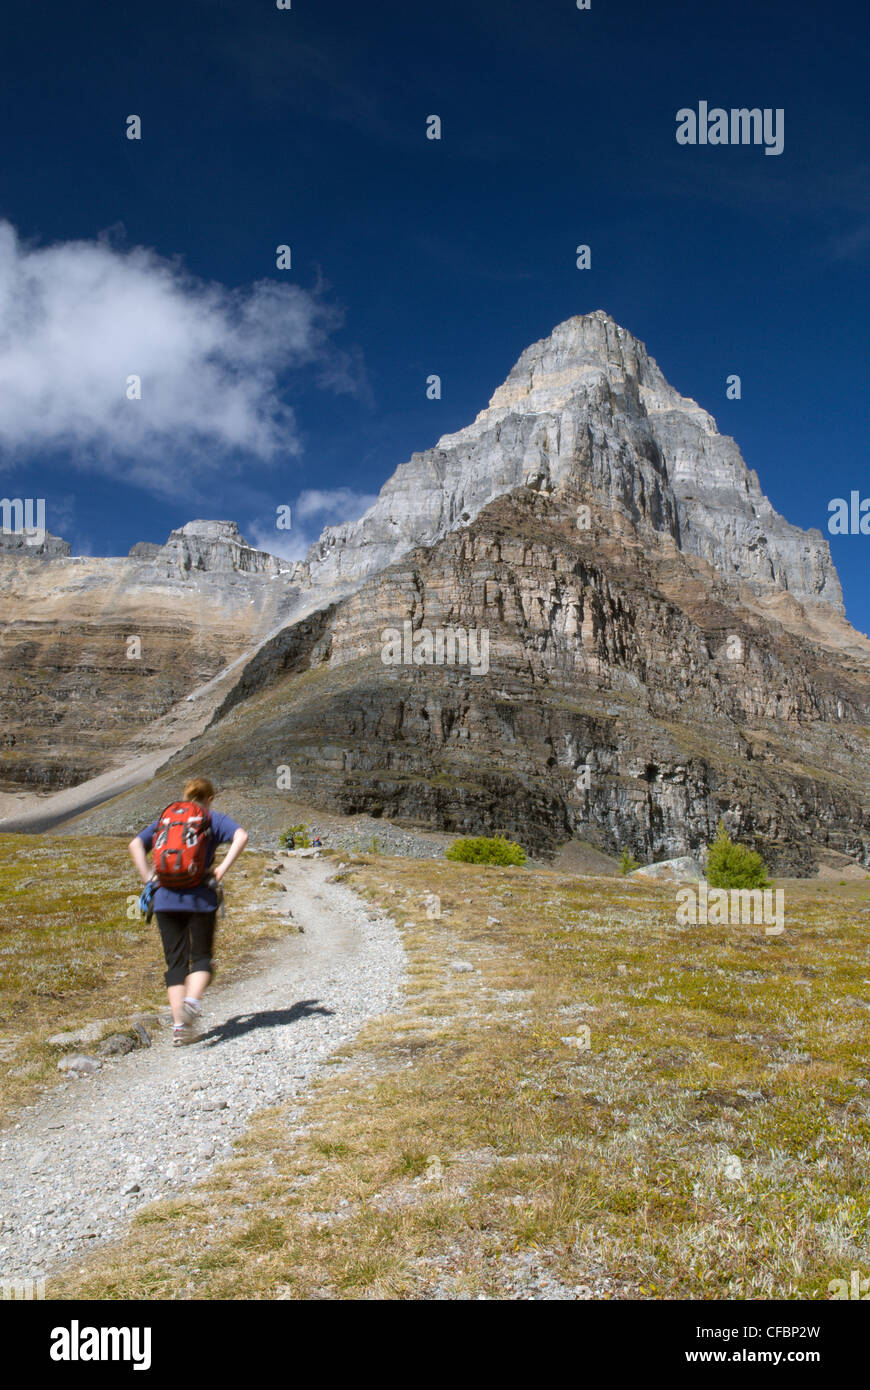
[619,848,640,875]
[705,820,770,889]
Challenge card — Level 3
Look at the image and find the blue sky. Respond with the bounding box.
[1,0,868,630]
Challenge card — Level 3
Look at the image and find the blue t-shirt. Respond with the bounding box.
[137,808,241,914]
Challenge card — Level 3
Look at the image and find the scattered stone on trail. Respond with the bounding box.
[97,1034,137,1058]
[131,1013,161,1031]
[47,1020,112,1048]
[57,1055,101,1076]
[630,856,704,884]
[451,961,474,974]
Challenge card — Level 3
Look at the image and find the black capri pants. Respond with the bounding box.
[156,911,217,986]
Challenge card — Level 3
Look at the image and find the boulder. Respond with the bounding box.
[57,1054,101,1075]
[97,1033,137,1057]
[631,857,704,884]
[47,1020,111,1048]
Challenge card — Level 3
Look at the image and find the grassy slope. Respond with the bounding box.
[48,855,870,1301]
[0,834,285,1118]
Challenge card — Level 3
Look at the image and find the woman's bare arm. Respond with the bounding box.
[128,836,151,884]
[213,828,248,882]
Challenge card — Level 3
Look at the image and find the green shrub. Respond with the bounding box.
[280,824,311,850]
[705,820,770,889]
[619,848,640,876]
[445,835,526,866]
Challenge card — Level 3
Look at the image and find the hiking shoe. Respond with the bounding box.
[173,1023,195,1046]
[182,999,202,1027]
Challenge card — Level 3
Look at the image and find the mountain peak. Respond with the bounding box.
[141,519,287,576]
[303,313,843,616]
[176,519,244,542]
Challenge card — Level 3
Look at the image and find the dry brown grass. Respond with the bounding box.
[47,856,870,1300]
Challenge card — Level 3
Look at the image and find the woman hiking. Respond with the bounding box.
[129,777,249,1046]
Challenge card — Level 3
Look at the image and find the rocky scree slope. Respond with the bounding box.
[0,522,301,792]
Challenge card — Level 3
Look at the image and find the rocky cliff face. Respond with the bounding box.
[299,312,842,614]
[175,486,869,873]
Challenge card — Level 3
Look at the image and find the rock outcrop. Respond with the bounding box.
[148,520,287,578]
[0,529,70,557]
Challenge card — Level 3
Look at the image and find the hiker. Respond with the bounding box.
[129,777,248,1046]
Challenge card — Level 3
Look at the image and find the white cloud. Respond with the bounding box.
[246,487,378,563]
[294,487,378,522]
[0,221,357,488]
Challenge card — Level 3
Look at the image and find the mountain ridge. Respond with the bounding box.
[2,311,867,870]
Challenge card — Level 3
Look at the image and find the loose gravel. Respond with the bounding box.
[0,857,404,1282]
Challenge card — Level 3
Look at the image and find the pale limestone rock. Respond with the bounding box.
[0,529,70,556]
[631,856,704,883]
[153,520,286,577]
[300,311,842,613]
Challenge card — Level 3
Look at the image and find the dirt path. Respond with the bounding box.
[0,857,404,1285]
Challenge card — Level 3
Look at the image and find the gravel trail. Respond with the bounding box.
[0,857,403,1282]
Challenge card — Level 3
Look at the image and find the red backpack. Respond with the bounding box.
[153,801,213,889]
